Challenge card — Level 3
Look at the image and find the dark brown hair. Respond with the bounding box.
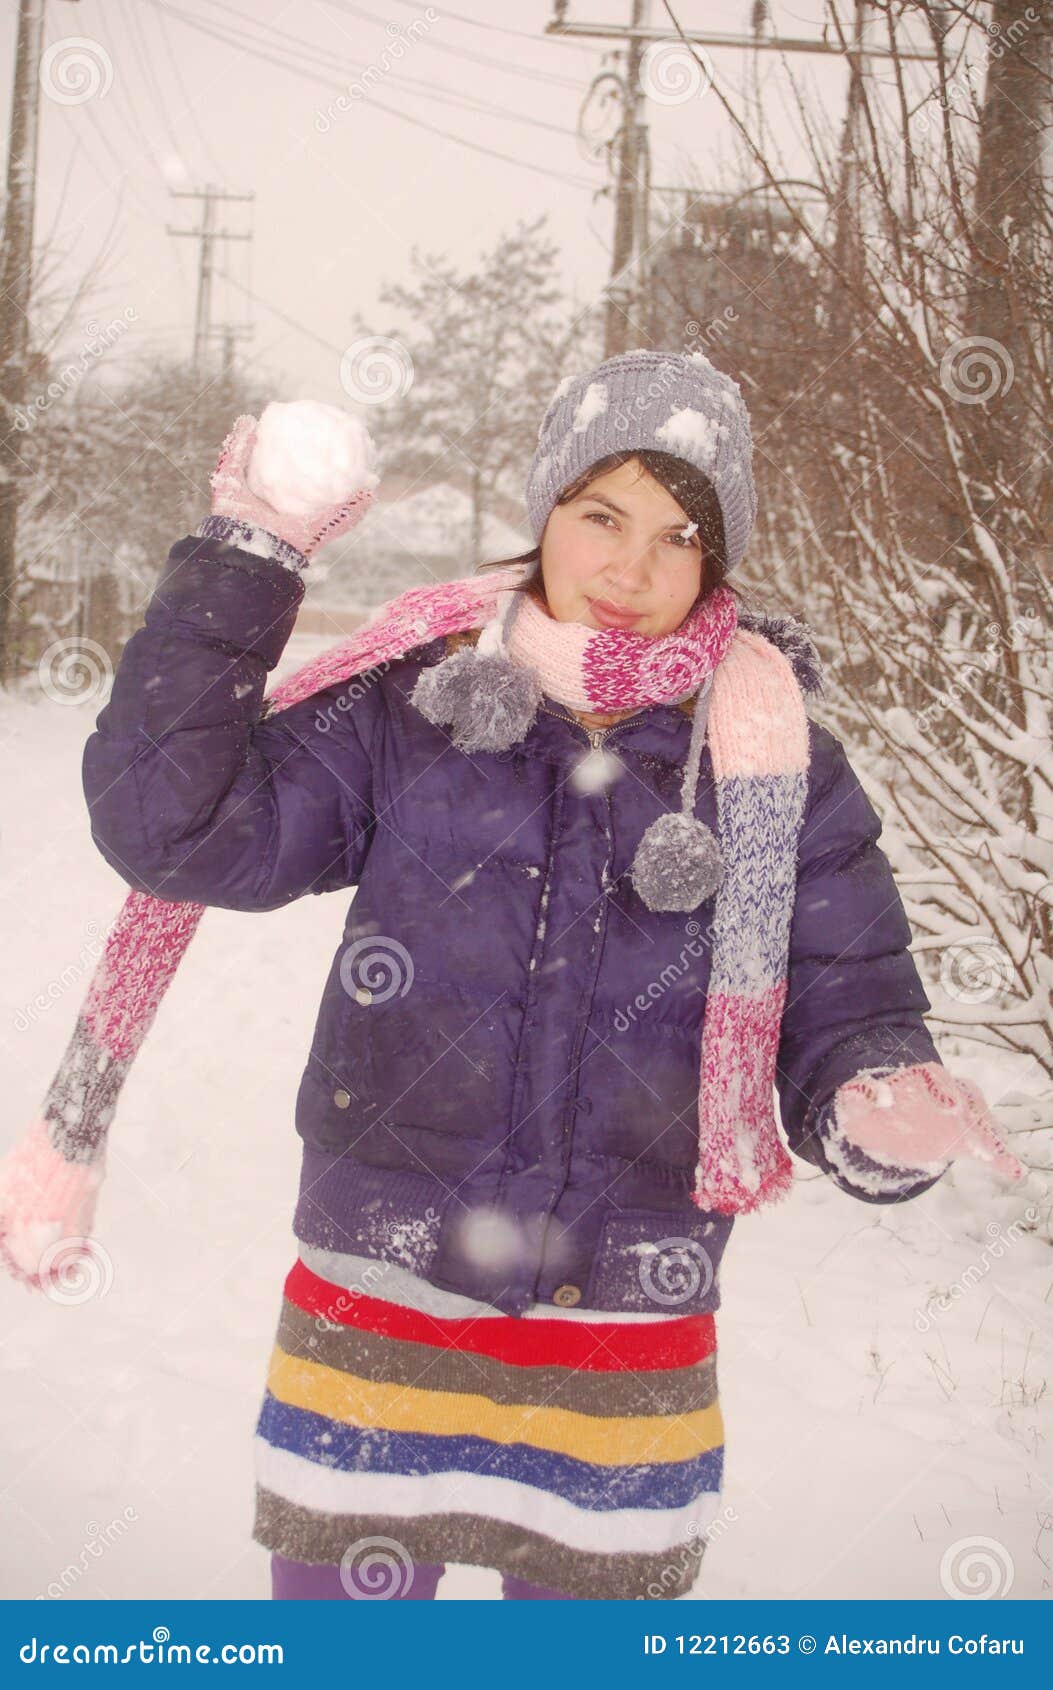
[477,449,735,614]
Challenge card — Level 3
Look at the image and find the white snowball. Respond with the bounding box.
[246,399,380,517]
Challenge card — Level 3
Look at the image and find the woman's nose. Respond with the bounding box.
[607,537,651,593]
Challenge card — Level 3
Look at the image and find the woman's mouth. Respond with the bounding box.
[588,597,646,629]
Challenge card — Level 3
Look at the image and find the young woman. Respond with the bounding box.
[1,350,1023,1601]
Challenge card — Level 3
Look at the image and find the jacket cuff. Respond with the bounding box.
[815,1095,949,1202]
[195,515,308,574]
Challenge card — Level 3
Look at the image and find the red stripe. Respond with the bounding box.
[284,1260,715,1372]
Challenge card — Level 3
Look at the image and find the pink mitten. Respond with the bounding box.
[209,413,377,560]
[833,1062,1026,1181]
[0,1119,107,1292]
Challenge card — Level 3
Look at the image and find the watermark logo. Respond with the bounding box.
[939,336,1014,404]
[939,1535,1015,1599]
[338,1535,416,1598]
[639,41,715,106]
[339,336,414,406]
[40,38,113,105]
[638,1236,715,1306]
[38,639,112,706]
[339,935,414,1004]
[40,1238,115,1307]
[940,938,1014,1004]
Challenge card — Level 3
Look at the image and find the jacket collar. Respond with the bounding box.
[523,694,692,763]
[409,635,693,764]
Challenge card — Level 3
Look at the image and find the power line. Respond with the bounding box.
[318,0,586,90]
[153,0,227,180]
[213,268,346,358]
[381,0,597,52]
[199,0,582,141]
[147,1,599,190]
[119,0,192,176]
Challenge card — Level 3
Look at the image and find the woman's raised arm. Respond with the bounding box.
[83,415,380,911]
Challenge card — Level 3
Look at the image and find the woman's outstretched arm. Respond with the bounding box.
[775,719,950,1204]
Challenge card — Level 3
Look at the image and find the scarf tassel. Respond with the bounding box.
[410,644,725,915]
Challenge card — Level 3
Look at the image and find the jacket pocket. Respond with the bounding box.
[584,1207,732,1314]
[294,1058,365,1154]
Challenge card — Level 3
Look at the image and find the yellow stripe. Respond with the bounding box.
[267,1345,723,1467]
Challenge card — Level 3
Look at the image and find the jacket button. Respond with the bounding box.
[333,1088,351,1108]
[553,1283,582,1308]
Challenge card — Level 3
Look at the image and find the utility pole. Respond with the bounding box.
[167,184,254,374]
[549,3,936,360]
[604,0,649,358]
[0,0,46,683]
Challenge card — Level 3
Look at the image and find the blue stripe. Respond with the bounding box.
[256,1392,723,1512]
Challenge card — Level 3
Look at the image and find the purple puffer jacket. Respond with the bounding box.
[82,531,946,1317]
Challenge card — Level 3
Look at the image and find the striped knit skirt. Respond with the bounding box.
[251,1248,725,1601]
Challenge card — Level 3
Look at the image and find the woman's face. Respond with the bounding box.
[538,458,705,637]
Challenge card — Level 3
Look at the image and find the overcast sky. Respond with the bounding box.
[0,1,940,408]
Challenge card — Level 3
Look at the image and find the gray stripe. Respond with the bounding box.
[277,1298,718,1417]
[253,1487,711,1600]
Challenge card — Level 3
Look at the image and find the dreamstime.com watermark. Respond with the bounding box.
[19,1627,283,1664]
[916,7,1041,138]
[35,1510,139,1600]
[313,664,391,733]
[915,609,1040,735]
[641,1506,739,1600]
[13,921,105,1031]
[314,9,439,133]
[313,1210,441,1329]
[13,309,139,431]
[613,919,712,1031]
[611,325,741,434]
[914,1209,1039,1333]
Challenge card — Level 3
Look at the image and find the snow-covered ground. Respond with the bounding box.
[1,654,1049,1602]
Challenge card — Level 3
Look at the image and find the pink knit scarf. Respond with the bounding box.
[1,566,813,1289]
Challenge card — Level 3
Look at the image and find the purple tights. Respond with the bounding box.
[270,1552,575,1601]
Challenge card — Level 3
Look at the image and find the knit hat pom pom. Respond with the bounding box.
[631,812,724,912]
[410,648,543,754]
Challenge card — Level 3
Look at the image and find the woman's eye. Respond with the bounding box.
[583,511,696,550]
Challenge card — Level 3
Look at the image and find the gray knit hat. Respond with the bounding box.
[524,347,757,572]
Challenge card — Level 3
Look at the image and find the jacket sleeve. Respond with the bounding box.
[775,719,947,1204]
[82,528,382,912]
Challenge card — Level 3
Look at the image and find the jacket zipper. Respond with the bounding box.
[533,702,625,1298]
[538,700,647,751]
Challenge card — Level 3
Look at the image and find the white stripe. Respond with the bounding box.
[255,1437,721,1557]
[296,1244,678,1323]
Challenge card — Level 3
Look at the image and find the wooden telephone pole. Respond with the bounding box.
[547,2,936,360]
[167,184,254,374]
[0,0,46,683]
